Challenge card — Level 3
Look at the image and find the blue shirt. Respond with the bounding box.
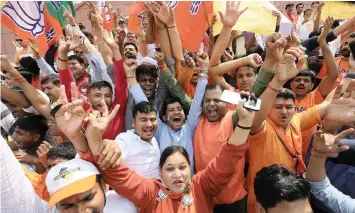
[130,78,208,173]
[306,132,355,212]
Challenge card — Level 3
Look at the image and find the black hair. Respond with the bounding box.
[135,63,159,80]
[303,9,312,15]
[47,142,77,161]
[205,83,227,92]
[349,33,355,38]
[285,3,294,9]
[159,97,187,122]
[18,69,33,84]
[159,145,190,168]
[276,89,296,102]
[132,101,157,119]
[82,30,93,39]
[308,30,321,38]
[88,80,113,94]
[294,69,316,83]
[14,114,48,141]
[124,42,138,52]
[296,3,304,8]
[19,56,40,76]
[68,55,85,65]
[50,104,62,117]
[254,164,311,210]
[41,74,60,87]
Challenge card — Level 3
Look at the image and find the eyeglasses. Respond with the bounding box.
[16,38,23,42]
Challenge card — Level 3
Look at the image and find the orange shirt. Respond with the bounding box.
[246,106,321,213]
[317,57,349,89]
[294,87,325,158]
[193,111,246,204]
[23,168,50,202]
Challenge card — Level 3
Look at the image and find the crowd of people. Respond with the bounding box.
[1,1,355,213]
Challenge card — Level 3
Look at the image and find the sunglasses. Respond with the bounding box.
[16,38,23,42]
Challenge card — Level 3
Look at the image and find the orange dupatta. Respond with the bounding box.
[153,179,197,213]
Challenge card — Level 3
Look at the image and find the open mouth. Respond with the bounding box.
[296,85,305,90]
[172,117,182,124]
[143,89,153,96]
[143,128,154,135]
[173,180,185,187]
[208,109,218,116]
[280,115,288,121]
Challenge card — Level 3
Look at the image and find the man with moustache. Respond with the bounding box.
[317,33,355,89]
[289,17,339,158]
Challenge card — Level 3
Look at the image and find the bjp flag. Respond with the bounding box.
[127,2,147,36]
[95,1,114,31]
[1,1,76,56]
[169,1,213,52]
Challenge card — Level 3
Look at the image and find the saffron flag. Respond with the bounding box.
[127,2,146,36]
[169,1,213,52]
[1,1,76,56]
[95,1,114,31]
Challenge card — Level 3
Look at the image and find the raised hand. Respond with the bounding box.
[349,53,355,70]
[0,55,14,72]
[182,53,195,69]
[145,1,175,27]
[63,5,76,26]
[28,38,40,59]
[36,141,53,166]
[58,35,81,54]
[265,33,287,67]
[235,91,255,123]
[275,47,304,84]
[323,80,355,124]
[15,152,38,165]
[246,53,263,68]
[154,52,165,66]
[85,102,120,147]
[218,1,247,28]
[123,59,138,76]
[97,139,122,170]
[89,2,103,27]
[102,29,119,49]
[318,16,334,47]
[196,52,209,70]
[55,82,86,139]
[313,128,354,158]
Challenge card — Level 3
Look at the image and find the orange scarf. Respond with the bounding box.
[267,119,306,174]
[153,179,197,213]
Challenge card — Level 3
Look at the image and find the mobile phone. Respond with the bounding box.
[350,40,355,59]
[220,90,262,111]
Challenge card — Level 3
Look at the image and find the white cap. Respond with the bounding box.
[141,57,158,67]
[45,158,100,210]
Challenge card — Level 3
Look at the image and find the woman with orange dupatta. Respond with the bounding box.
[80,92,255,213]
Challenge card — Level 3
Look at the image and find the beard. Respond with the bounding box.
[125,52,137,59]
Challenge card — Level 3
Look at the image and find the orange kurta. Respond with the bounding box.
[193,111,247,204]
[247,106,321,213]
[317,57,349,89]
[294,87,325,158]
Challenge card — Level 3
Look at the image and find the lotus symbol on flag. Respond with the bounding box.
[189,1,201,15]
[1,1,45,37]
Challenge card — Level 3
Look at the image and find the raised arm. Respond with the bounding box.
[317,17,338,97]
[28,38,56,75]
[312,2,324,32]
[197,95,254,197]
[0,84,30,109]
[210,1,247,67]
[306,129,355,213]
[88,3,114,66]
[333,16,355,38]
[0,56,52,119]
[209,53,262,89]
[250,40,303,135]
[145,12,155,44]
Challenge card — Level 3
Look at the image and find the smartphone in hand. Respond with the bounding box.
[220,90,261,111]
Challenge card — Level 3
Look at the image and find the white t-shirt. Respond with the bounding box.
[104,190,139,213]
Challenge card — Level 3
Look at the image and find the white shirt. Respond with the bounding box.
[104,191,138,213]
[116,129,161,179]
